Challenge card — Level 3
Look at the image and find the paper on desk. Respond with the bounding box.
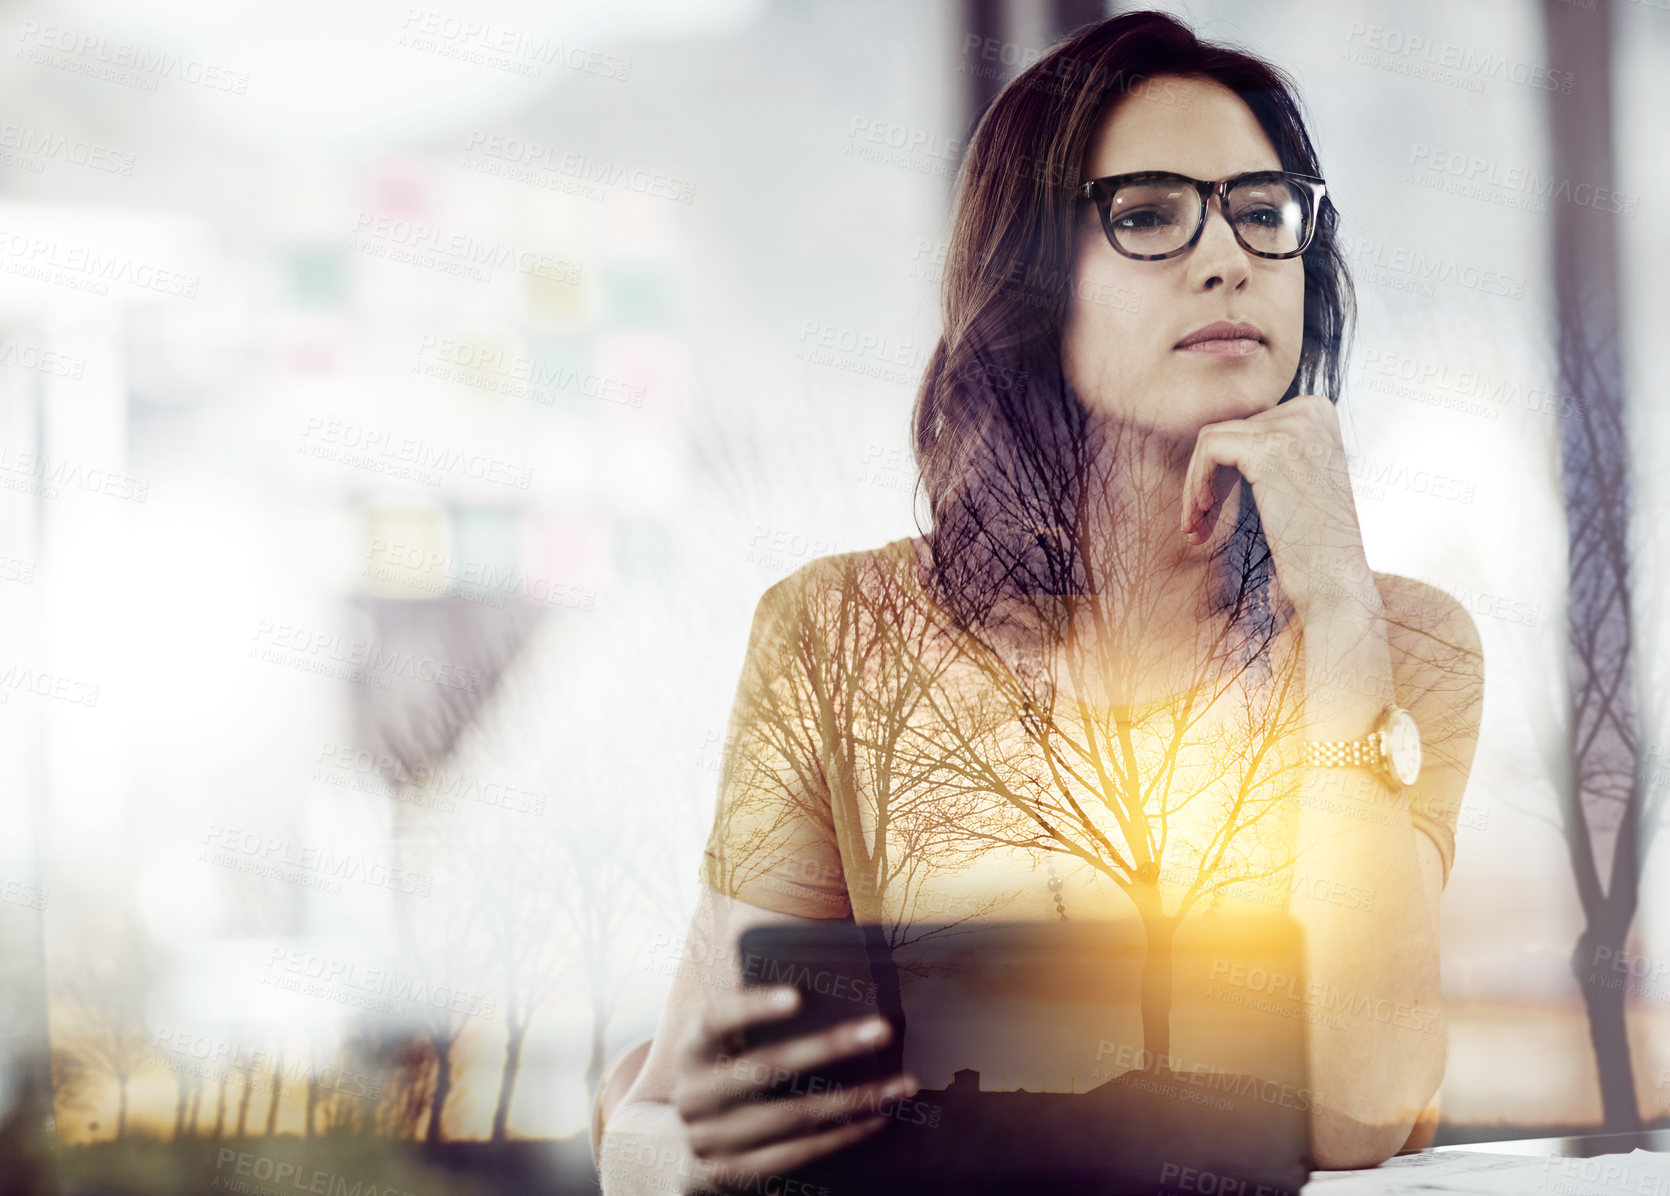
[1304,1147,1670,1195]
[1304,1149,1544,1193]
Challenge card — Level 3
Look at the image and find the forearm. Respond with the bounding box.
[599,1099,703,1196]
[1291,592,1445,1164]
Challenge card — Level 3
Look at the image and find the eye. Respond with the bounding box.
[1111,207,1176,231]
[1234,205,1284,228]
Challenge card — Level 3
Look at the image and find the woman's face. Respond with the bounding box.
[1061,75,1307,443]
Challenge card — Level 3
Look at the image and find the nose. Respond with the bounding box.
[1187,191,1251,293]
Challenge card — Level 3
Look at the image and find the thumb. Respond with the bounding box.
[1198,466,1243,543]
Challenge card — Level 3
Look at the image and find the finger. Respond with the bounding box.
[687,1071,917,1158]
[686,987,801,1065]
[740,1014,891,1084]
[680,1015,894,1120]
[1185,426,1271,543]
[1199,464,1241,542]
[1181,433,1205,535]
[1183,427,1234,541]
[706,1112,891,1190]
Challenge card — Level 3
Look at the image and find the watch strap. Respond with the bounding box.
[1305,703,1400,779]
[1305,734,1383,772]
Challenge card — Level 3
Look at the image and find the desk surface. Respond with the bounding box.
[1306,1131,1670,1193]
[1430,1127,1670,1158]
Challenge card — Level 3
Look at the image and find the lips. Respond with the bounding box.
[1174,320,1265,350]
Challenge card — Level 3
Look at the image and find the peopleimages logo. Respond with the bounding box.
[212,1148,416,1196]
[1408,143,1639,217]
[0,663,98,707]
[15,21,251,94]
[413,336,645,411]
[0,230,199,298]
[265,947,497,1020]
[1343,21,1573,94]
[462,132,694,204]
[0,123,135,174]
[297,417,533,490]
[154,1031,383,1101]
[0,336,87,378]
[1337,233,1527,301]
[395,9,632,81]
[199,824,434,898]
[251,619,486,693]
[365,533,599,611]
[1206,959,1442,1035]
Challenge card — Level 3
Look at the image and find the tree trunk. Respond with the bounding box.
[865,925,908,1085]
[306,1076,319,1138]
[188,1075,203,1136]
[264,1051,284,1136]
[235,1075,253,1137]
[115,1075,129,1141]
[213,1073,227,1139]
[587,968,614,1102]
[585,997,609,1101]
[1138,903,1177,1071]
[173,1075,188,1139]
[1540,0,1649,1140]
[491,1020,528,1144]
[424,1044,453,1146]
[1574,925,1643,1131]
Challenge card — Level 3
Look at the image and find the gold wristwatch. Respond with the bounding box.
[1305,703,1422,787]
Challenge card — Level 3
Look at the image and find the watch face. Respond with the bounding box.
[1386,710,1422,786]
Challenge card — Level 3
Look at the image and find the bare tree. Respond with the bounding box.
[442,796,568,1145]
[373,1033,436,1142]
[49,1047,92,1126]
[263,1046,285,1136]
[454,604,700,1129]
[210,1067,227,1139]
[562,807,662,1102]
[715,406,1478,1067]
[386,821,486,1148]
[172,1064,204,1141]
[1536,0,1655,1133]
[310,1025,399,1138]
[55,932,152,1141]
[304,1038,324,1139]
[187,1066,204,1136]
[233,1054,255,1138]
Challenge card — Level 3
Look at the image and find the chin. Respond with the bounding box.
[1182,385,1276,426]
[1083,380,1278,439]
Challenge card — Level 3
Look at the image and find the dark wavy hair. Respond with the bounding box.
[911,10,1355,659]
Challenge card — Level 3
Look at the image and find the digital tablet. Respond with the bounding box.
[736,913,1313,1196]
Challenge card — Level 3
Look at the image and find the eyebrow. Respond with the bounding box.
[1085,166,1285,178]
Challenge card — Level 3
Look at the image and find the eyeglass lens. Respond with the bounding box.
[1107,176,1311,257]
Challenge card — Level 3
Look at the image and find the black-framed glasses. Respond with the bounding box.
[1078,170,1327,260]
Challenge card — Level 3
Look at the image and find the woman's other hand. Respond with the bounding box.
[671,983,917,1193]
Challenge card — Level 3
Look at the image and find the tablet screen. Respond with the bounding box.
[737,914,1312,1195]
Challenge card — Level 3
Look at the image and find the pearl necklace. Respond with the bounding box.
[1046,855,1069,921]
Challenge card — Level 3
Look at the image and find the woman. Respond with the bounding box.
[601,11,1483,1191]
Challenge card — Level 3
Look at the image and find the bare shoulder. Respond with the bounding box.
[1370,571,1485,747]
[1370,572,1484,659]
[773,535,933,608]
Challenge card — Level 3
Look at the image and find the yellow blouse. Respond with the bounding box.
[699,536,1458,930]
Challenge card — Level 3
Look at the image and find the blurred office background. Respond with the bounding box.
[0,0,1665,1191]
